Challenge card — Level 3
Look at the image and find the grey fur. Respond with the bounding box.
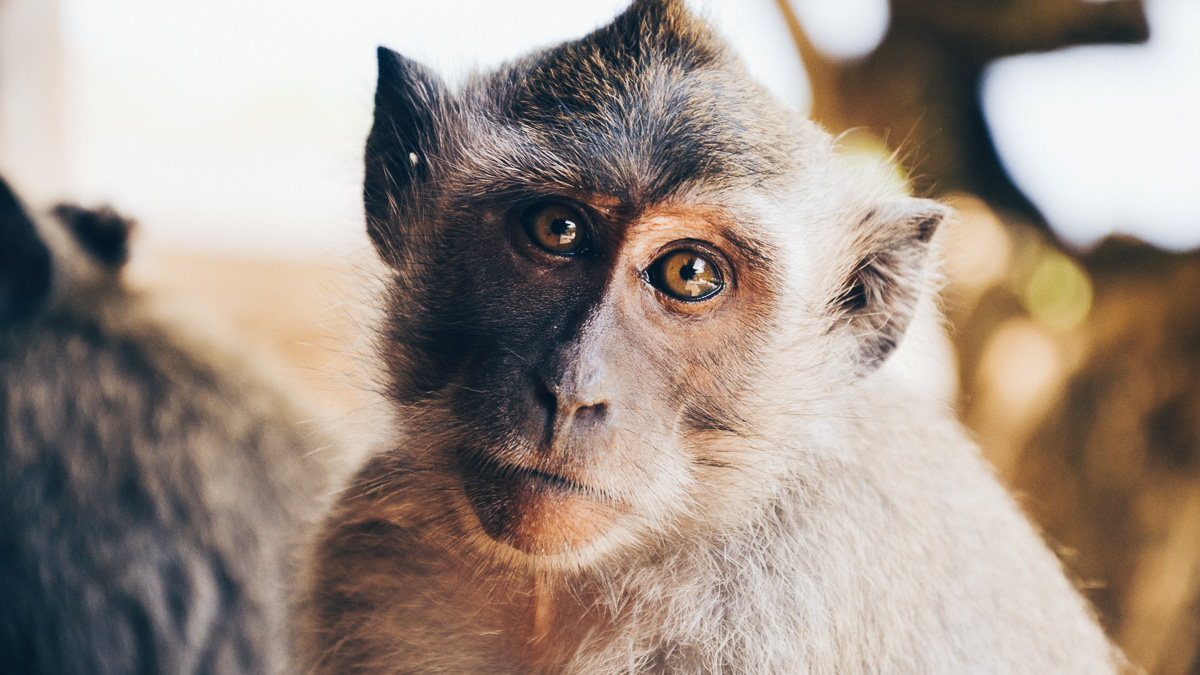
[299,0,1119,672]
[0,182,335,673]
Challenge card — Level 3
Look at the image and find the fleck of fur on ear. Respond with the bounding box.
[0,175,53,328]
[830,198,948,372]
[364,47,455,267]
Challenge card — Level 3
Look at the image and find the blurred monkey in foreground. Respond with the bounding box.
[299,0,1118,672]
[0,175,334,674]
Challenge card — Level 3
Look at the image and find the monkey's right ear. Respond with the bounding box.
[364,47,453,266]
[0,175,53,329]
[51,203,134,270]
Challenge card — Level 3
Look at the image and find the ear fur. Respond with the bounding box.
[51,203,134,270]
[365,47,453,267]
[0,175,53,329]
[831,199,948,373]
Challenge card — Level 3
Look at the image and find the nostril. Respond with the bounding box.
[533,376,558,414]
[531,375,558,445]
[573,402,608,427]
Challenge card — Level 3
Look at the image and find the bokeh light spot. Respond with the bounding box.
[1022,251,1093,332]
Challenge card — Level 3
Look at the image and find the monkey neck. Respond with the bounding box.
[529,573,555,641]
[510,570,595,673]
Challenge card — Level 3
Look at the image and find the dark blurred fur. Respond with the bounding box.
[0,176,333,673]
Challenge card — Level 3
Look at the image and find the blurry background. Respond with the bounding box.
[1,0,1197,671]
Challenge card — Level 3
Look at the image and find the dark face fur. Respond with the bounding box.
[365,0,943,559]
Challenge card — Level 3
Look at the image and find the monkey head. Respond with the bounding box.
[0,176,134,331]
[361,0,947,566]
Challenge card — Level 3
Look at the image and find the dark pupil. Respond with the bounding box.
[678,260,699,281]
[550,219,575,238]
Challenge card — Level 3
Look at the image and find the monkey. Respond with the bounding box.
[297,0,1120,672]
[0,174,337,674]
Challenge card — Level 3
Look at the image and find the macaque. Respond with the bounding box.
[0,176,334,674]
[299,0,1118,672]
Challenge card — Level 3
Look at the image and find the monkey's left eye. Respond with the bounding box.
[648,249,725,301]
[521,202,588,256]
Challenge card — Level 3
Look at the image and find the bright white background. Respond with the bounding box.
[0,0,1195,256]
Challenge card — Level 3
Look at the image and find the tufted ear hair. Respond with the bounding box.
[830,198,948,373]
[610,0,708,44]
[365,47,454,267]
[0,175,53,329]
[586,0,723,76]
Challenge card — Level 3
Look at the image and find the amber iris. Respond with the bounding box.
[651,250,724,300]
[522,202,587,255]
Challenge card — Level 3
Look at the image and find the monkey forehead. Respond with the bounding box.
[464,1,796,204]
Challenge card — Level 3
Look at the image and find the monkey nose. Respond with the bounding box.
[532,374,610,448]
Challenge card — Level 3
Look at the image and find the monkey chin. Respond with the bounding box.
[458,454,623,557]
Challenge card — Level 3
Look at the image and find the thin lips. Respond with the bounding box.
[458,450,606,498]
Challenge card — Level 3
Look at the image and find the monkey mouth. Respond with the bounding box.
[456,451,622,555]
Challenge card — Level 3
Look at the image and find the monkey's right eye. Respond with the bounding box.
[521,202,588,256]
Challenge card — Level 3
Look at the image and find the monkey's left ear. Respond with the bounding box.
[830,199,948,373]
[364,47,454,267]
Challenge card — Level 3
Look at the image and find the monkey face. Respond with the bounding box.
[389,191,780,557]
[361,0,943,565]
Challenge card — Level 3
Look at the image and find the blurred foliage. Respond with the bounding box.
[779,0,1200,673]
[778,0,1148,224]
[948,218,1200,675]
